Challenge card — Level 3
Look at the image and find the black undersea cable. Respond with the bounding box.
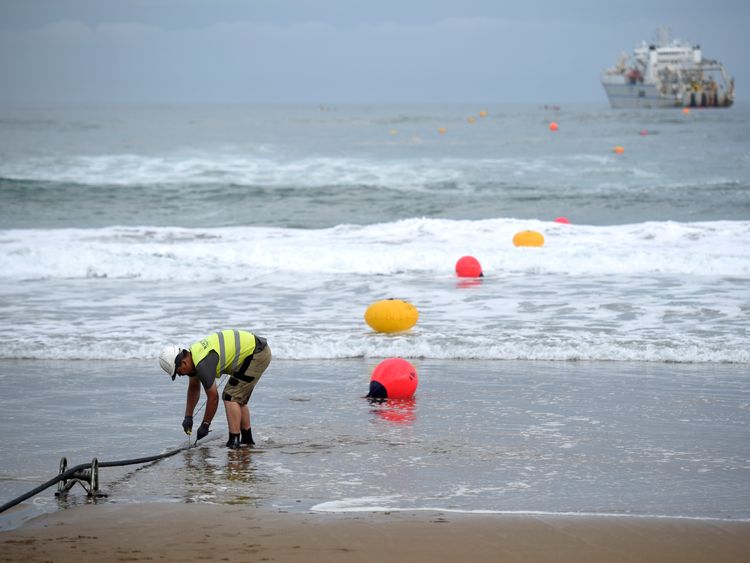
[0,375,230,514]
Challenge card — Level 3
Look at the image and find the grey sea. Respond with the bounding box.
[0,104,748,529]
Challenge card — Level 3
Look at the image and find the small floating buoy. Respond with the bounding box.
[389,128,398,136]
[438,127,447,134]
[479,110,488,118]
[455,256,483,278]
[554,216,570,224]
[639,129,649,136]
[367,358,418,399]
[549,122,558,132]
[467,116,476,124]
[513,230,545,247]
[364,299,418,333]
[613,145,625,154]
[683,107,690,114]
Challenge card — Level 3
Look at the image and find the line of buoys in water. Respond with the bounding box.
[455,255,483,278]
[387,110,657,155]
[367,358,418,399]
[513,230,545,247]
[364,220,563,401]
[368,107,662,405]
[364,298,419,333]
[383,108,493,143]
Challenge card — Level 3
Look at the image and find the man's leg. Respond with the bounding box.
[224,399,242,448]
[240,404,250,431]
[224,399,242,433]
[240,404,254,445]
[235,344,271,447]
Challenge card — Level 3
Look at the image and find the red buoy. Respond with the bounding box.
[554,216,570,224]
[455,255,483,278]
[367,358,418,400]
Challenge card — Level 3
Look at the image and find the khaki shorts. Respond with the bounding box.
[222,344,271,406]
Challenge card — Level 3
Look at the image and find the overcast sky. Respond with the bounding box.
[0,0,747,105]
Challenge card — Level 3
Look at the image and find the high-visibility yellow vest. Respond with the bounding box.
[190,330,256,378]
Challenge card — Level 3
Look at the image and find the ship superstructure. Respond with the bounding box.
[601,28,734,109]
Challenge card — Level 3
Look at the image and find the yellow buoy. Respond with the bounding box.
[513,230,545,247]
[613,145,625,154]
[467,116,476,124]
[365,299,419,333]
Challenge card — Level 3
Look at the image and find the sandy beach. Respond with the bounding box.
[1,503,749,563]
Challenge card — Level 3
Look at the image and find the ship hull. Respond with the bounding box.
[601,81,680,109]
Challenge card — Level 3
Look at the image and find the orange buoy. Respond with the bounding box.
[513,230,545,247]
[467,116,476,124]
[683,107,690,114]
[438,127,447,134]
[549,122,558,132]
[479,110,488,118]
[364,299,418,333]
[613,145,625,154]
[367,358,418,399]
[554,216,570,224]
[455,255,483,278]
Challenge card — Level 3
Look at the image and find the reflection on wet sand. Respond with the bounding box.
[182,446,267,505]
[369,398,417,425]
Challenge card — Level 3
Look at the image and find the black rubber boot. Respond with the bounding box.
[226,433,240,449]
[240,427,255,446]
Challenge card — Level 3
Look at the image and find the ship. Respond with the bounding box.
[601,27,734,109]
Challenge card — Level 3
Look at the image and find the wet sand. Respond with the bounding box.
[1,503,748,563]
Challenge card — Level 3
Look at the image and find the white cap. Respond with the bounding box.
[158,344,183,380]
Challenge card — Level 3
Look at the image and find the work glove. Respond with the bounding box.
[196,421,210,441]
[182,415,193,435]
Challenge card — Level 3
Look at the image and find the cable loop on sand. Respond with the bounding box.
[0,442,193,514]
[1,374,229,514]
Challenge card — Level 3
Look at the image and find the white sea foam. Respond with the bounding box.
[1,218,747,362]
[0,152,729,193]
[310,499,749,521]
[0,154,467,188]
[1,218,748,281]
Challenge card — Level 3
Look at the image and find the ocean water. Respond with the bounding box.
[0,358,747,528]
[0,104,748,526]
